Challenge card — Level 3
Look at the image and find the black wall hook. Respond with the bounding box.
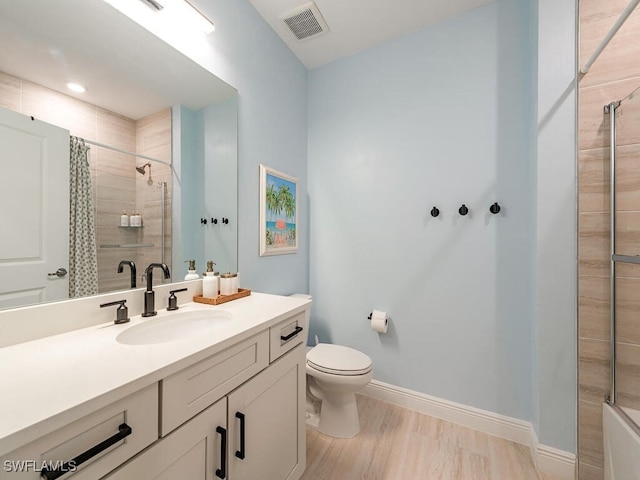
[211,218,218,224]
[200,218,207,225]
[459,204,469,216]
[430,206,440,217]
[489,202,501,214]
[222,218,229,225]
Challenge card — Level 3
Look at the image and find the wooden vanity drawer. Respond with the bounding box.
[269,311,307,362]
[161,330,269,436]
[1,384,158,479]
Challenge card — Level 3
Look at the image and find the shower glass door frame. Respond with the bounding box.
[606,92,640,435]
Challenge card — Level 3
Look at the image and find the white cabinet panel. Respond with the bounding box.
[1,384,157,480]
[105,398,227,480]
[162,331,269,436]
[228,345,306,480]
[269,311,306,362]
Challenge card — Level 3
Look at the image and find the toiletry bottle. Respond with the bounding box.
[232,272,239,293]
[220,272,237,296]
[203,260,219,299]
[131,211,140,227]
[120,210,129,227]
[184,260,200,280]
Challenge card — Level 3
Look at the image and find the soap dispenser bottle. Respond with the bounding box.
[120,210,129,227]
[202,260,219,299]
[184,260,200,280]
[131,211,141,227]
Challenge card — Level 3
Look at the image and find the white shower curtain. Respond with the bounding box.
[69,136,98,297]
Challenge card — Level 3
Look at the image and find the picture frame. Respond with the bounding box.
[259,164,298,256]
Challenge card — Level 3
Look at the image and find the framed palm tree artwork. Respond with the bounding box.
[259,164,298,256]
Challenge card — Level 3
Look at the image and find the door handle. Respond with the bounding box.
[280,326,303,342]
[41,423,132,479]
[48,268,68,278]
[215,426,227,478]
[235,412,245,460]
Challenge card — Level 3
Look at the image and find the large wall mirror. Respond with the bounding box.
[0,0,237,310]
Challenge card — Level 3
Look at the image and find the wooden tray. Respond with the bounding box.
[193,288,251,306]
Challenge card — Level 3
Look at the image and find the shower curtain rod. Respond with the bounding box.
[580,0,640,74]
[82,138,171,166]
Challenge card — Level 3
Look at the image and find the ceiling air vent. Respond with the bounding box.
[280,2,329,41]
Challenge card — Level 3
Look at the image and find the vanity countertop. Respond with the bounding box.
[0,292,311,456]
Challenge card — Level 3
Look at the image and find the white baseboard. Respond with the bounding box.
[361,380,576,480]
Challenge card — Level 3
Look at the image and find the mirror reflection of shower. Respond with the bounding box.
[136,162,153,185]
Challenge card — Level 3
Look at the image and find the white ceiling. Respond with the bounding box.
[0,0,234,120]
[247,0,494,69]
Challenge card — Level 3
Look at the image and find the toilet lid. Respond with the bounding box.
[307,343,372,375]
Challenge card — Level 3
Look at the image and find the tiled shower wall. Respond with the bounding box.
[0,71,172,295]
[578,1,640,479]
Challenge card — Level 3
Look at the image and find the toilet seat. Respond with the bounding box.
[307,343,372,376]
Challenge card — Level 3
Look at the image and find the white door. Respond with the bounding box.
[0,107,70,309]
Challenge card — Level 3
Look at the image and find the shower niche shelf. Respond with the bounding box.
[118,226,143,228]
[100,243,155,249]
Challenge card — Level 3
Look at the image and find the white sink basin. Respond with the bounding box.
[117,310,233,345]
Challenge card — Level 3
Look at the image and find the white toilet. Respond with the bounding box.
[291,294,373,438]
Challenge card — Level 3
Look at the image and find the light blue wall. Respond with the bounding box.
[308,2,535,423]
[191,0,309,294]
[173,100,238,278]
[184,0,575,452]
[203,98,238,274]
[173,105,205,277]
[534,0,577,453]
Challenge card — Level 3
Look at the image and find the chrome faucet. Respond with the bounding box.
[117,260,136,288]
[142,263,171,317]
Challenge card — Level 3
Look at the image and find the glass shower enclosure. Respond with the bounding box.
[604,84,640,479]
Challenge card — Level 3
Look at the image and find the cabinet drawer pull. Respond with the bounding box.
[215,426,227,479]
[235,412,246,460]
[40,423,132,480]
[280,326,303,342]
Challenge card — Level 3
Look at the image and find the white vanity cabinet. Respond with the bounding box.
[104,398,228,480]
[0,299,309,480]
[108,309,306,480]
[0,384,158,480]
[105,344,305,480]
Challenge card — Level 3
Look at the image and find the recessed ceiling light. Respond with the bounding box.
[67,83,86,93]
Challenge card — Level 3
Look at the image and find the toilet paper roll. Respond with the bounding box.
[370,310,388,334]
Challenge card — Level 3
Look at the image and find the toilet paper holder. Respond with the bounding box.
[368,310,389,333]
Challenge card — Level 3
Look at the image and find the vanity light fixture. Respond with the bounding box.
[66,82,86,93]
[137,0,214,33]
[140,0,164,10]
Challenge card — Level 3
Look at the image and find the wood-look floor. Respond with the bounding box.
[301,395,563,480]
